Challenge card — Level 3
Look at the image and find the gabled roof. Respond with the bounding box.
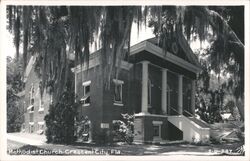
[145,37,201,67]
[129,39,202,74]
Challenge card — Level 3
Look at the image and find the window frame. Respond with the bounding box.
[27,84,34,112]
[29,122,34,133]
[152,121,162,139]
[38,99,44,112]
[29,106,34,113]
[81,80,91,106]
[113,79,124,106]
[30,84,34,106]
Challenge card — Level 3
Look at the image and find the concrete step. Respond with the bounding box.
[168,115,210,142]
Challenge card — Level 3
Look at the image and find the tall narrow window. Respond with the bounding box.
[30,84,34,106]
[148,79,152,107]
[81,81,91,106]
[27,84,34,112]
[50,94,53,104]
[38,99,44,112]
[29,123,34,133]
[113,79,124,106]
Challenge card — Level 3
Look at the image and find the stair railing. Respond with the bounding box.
[183,110,194,117]
[169,106,180,115]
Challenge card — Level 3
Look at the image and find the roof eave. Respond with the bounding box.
[130,40,202,74]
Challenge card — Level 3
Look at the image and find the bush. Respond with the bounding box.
[112,113,134,144]
[44,90,77,144]
[75,116,91,142]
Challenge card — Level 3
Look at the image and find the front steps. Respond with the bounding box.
[168,115,210,142]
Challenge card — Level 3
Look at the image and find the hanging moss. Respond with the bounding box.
[7,5,245,120]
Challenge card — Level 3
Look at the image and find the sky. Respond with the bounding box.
[130,22,155,46]
[6,31,16,58]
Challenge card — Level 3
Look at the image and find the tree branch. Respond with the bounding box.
[204,8,244,49]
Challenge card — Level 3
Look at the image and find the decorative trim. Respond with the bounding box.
[135,113,168,118]
[27,105,34,110]
[113,102,124,106]
[38,108,44,112]
[82,103,90,107]
[38,121,45,125]
[72,59,133,73]
[161,68,168,72]
[152,121,163,125]
[140,60,150,65]
[82,80,91,86]
[113,79,124,84]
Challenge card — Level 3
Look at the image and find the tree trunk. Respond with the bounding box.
[236,97,244,121]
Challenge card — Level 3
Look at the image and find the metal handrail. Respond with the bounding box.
[183,110,194,117]
[169,107,194,117]
[169,106,180,115]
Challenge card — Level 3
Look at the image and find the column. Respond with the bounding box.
[161,69,167,114]
[178,75,183,115]
[74,67,78,102]
[191,80,196,115]
[141,61,149,113]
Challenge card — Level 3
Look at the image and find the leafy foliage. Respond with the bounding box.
[44,81,77,144]
[7,6,244,105]
[112,113,134,144]
[7,87,22,132]
[7,56,24,132]
[146,6,244,122]
[6,6,143,103]
[6,6,245,138]
[195,42,243,123]
[75,116,91,142]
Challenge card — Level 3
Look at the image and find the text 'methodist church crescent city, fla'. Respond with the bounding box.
[21,35,210,143]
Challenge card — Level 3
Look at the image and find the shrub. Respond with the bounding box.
[112,113,134,144]
[44,90,77,144]
[75,116,91,142]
